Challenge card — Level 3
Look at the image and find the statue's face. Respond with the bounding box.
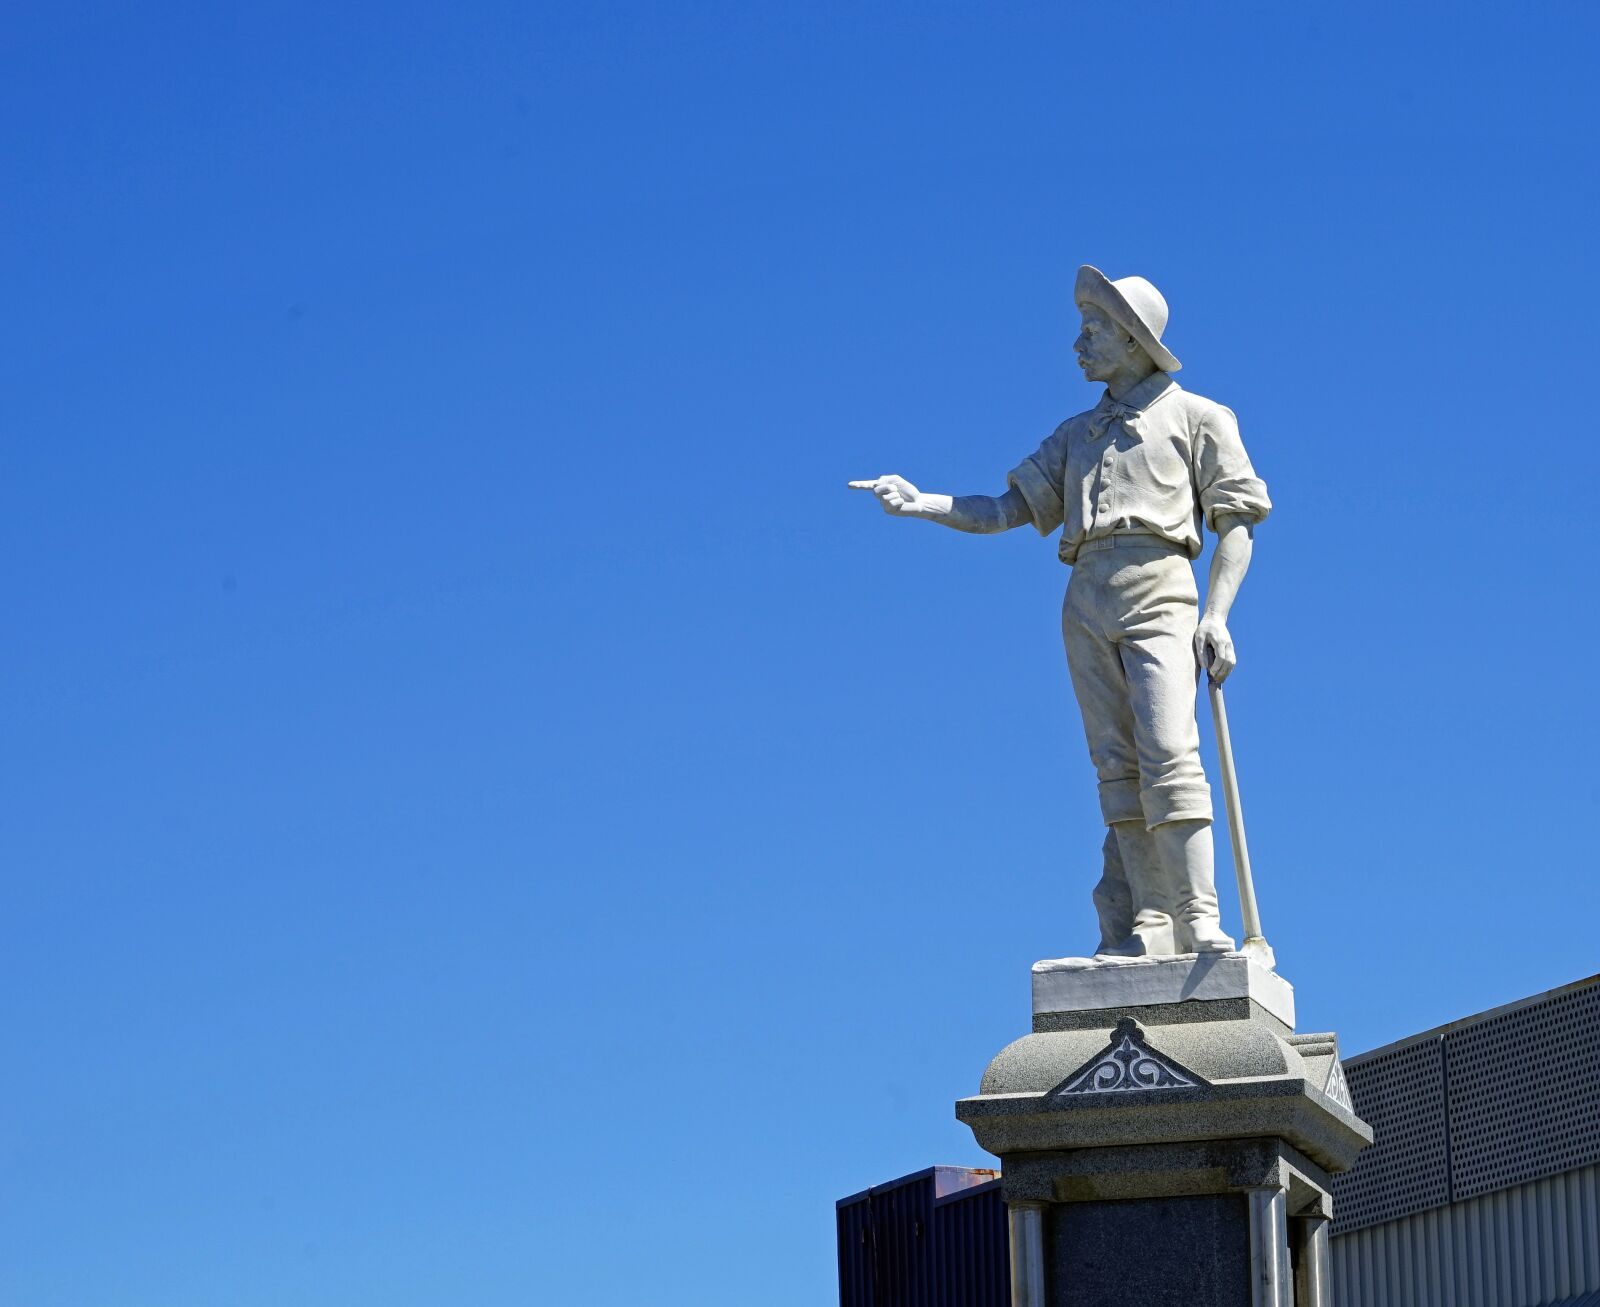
[1074,303,1148,383]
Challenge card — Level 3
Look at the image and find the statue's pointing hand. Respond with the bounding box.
[848,475,930,517]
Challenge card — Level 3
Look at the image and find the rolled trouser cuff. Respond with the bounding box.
[1141,780,1213,827]
[1098,778,1145,825]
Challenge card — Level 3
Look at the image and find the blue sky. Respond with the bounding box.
[4,3,1599,1303]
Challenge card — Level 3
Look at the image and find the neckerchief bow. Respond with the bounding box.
[1090,401,1141,438]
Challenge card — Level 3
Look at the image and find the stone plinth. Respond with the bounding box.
[1032,951,1296,1030]
[957,958,1370,1307]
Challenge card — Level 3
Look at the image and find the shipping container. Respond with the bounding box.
[836,1165,1006,1307]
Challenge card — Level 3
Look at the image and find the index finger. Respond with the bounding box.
[847,479,881,490]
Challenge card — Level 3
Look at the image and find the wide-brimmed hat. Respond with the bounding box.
[1074,265,1182,373]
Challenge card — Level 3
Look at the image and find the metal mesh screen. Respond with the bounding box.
[1332,1037,1449,1233]
[1446,982,1600,1200]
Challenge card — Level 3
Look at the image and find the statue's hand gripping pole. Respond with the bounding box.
[1207,674,1276,970]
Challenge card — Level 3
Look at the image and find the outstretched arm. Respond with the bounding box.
[847,475,1031,534]
[1194,513,1254,683]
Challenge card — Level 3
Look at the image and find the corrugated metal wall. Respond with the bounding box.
[838,1171,933,1306]
[837,1167,1006,1307]
[931,1177,1008,1307]
[1331,1161,1600,1307]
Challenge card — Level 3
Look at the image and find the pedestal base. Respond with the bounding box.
[957,959,1369,1307]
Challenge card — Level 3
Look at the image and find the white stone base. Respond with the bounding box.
[1031,951,1296,1030]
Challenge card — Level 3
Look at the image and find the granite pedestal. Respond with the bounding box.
[956,953,1371,1307]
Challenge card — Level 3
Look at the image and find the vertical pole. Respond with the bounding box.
[1247,1188,1290,1307]
[1007,1202,1046,1307]
[1294,1215,1332,1307]
[1208,678,1274,967]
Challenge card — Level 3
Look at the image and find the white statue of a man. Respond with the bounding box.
[851,265,1271,959]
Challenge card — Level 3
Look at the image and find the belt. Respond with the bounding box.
[1074,532,1184,556]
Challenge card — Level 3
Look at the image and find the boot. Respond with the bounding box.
[1153,818,1236,954]
[1090,827,1133,953]
[1094,820,1175,958]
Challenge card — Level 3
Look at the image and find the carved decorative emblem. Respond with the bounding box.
[1324,1058,1353,1111]
[1051,1018,1208,1096]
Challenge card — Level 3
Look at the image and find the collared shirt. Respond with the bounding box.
[1006,371,1271,564]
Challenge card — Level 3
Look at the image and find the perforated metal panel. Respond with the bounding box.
[1446,981,1600,1200]
[1332,1037,1448,1233]
[1332,975,1600,1236]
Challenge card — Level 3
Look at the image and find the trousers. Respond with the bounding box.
[1062,540,1213,829]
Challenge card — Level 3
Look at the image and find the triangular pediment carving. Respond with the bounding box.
[1050,1018,1209,1096]
[1324,1058,1353,1111]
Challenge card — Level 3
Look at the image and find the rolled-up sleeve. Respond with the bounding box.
[1006,424,1069,536]
[1194,404,1271,531]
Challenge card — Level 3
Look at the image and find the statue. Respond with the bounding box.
[850,265,1272,962]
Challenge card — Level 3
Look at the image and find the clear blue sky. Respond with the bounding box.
[4,3,1598,1303]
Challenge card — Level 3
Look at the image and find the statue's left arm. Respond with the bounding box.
[1192,403,1272,684]
[1195,516,1252,682]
